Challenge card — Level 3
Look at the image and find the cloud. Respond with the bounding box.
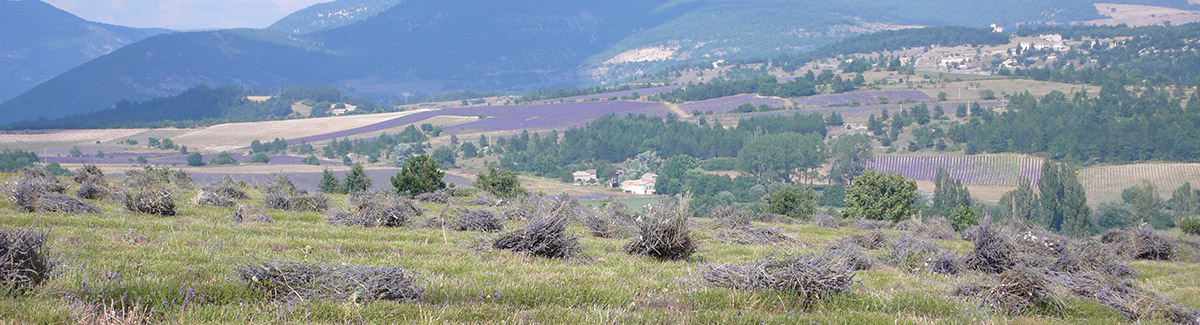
[42,0,329,30]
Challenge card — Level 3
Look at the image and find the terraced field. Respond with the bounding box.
[1080,163,1200,204]
[866,155,1044,187]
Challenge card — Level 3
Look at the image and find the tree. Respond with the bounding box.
[474,165,527,199]
[997,177,1039,223]
[303,155,321,165]
[461,142,478,158]
[392,155,446,197]
[215,151,236,165]
[827,134,873,184]
[69,146,83,157]
[1040,162,1092,236]
[979,89,996,100]
[826,112,844,126]
[656,155,700,196]
[955,103,968,118]
[450,134,459,148]
[250,153,270,164]
[1168,182,1200,224]
[845,170,917,222]
[431,146,456,168]
[764,185,819,220]
[819,183,847,207]
[947,205,980,231]
[737,133,826,184]
[1122,181,1168,228]
[342,163,372,194]
[319,169,342,194]
[931,167,971,216]
[478,135,489,148]
[186,152,204,166]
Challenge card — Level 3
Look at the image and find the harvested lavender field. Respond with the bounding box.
[536,85,683,103]
[790,90,933,107]
[866,155,1043,186]
[679,94,789,113]
[290,101,670,145]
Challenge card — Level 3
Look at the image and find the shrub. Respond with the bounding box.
[452,209,504,233]
[709,206,797,246]
[123,187,176,216]
[884,235,942,273]
[493,201,580,259]
[811,213,840,229]
[893,216,956,240]
[764,185,819,220]
[844,230,888,250]
[582,200,637,238]
[415,190,449,204]
[474,165,527,199]
[36,194,100,215]
[4,169,68,212]
[947,205,980,231]
[193,177,247,207]
[964,221,1066,274]
[1134,224,1173,261]
[328,191,423,228]
[822,241,876,271]
[624,199,697,260]
[72,165,110,200]
[1180,217,1200,236]
[702,253,854,307]
[231,204,272,224]
[391,155,446,197]
[0,228,54,296]
[262,174,329,212]
[955,266,1062,315]
[852,219,893,230]
[237,260,423,302]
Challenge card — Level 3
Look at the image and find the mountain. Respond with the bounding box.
[268,0,405,35]
[0,0,168,103]
[2,0,1196,125]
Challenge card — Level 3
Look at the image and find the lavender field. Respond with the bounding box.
[537,85,682,103]
[714,101,1005,120]
[866,155,1043,186]
[188,169,472,192]
[791,90,932,107]
[291,101,669,145]
[679,95,788,113]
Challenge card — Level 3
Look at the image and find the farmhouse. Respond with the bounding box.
[620,173,658,195]
[990,23,1005,33]
[573,169,597,183]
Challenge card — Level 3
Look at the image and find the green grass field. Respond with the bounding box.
[2,179,1198,324]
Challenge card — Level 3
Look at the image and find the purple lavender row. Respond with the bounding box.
[679,94,788,113]
[791,90,933,107]
[537,85,683,103]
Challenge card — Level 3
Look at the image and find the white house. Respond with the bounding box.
[620,173,658,195]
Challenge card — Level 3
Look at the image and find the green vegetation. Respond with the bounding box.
[845,171,918,222]
[391,155,446,197]
[474,165,527,199]
[763,185,819,220]
[1040,162,1091,237]
[342,163,372,194]
[0,149,38,172]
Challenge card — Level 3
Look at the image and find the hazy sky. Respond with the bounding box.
[42,0,330,30]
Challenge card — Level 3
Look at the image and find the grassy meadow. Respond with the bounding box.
[1,173,1198,324]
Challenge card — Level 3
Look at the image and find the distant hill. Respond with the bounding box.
[268,0,404,35]
[0,0,168,103]
[2,0,1195,125]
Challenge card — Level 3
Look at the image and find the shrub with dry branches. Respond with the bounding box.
[193,176,248,207]
[262,174,328,212]
[702,253,854,307]
[843,230,888,250]
[492,201,580,259]
[231,204,272,224]
[1,228,53,296]
[581,201,638,238]
[811,213,840,229]
[823,241,876,271]
[453,209,504,233]
[624,199,697,261]
[415,190,449,203]
[36,193,101,215]
[955,266,1062,315]
[328,191,422,228]
[237,260,423,302]
[123,186,176,216]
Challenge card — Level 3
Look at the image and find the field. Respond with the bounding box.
[171,110,427,150]
[790,90,932,107]
[1080,163,1200,204]
[537,85,682,103]
[678,95,788,113]
[3,173,1199,324]
[866,155,1044,187]
[1090,3,1200,27]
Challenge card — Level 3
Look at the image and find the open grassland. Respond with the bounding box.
[0,129,149,146]
[1091,3,1200,27]
[1080,163,1200,204]
[2,173,1199,323]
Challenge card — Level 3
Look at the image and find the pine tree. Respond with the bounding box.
[341,163,372,194]
[318,169,342,194]
[1040,162,1092,236]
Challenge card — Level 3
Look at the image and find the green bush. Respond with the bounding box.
[764,185,819,220]
[1181,217,1200,236]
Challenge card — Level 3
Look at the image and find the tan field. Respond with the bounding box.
[1080,163,1200,204]
[1090,3,1200,27]
[0,129,148,145]
[170,109,430,150]
[915,180,1013,204]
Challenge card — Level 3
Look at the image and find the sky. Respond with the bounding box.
[42,0,331,30]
